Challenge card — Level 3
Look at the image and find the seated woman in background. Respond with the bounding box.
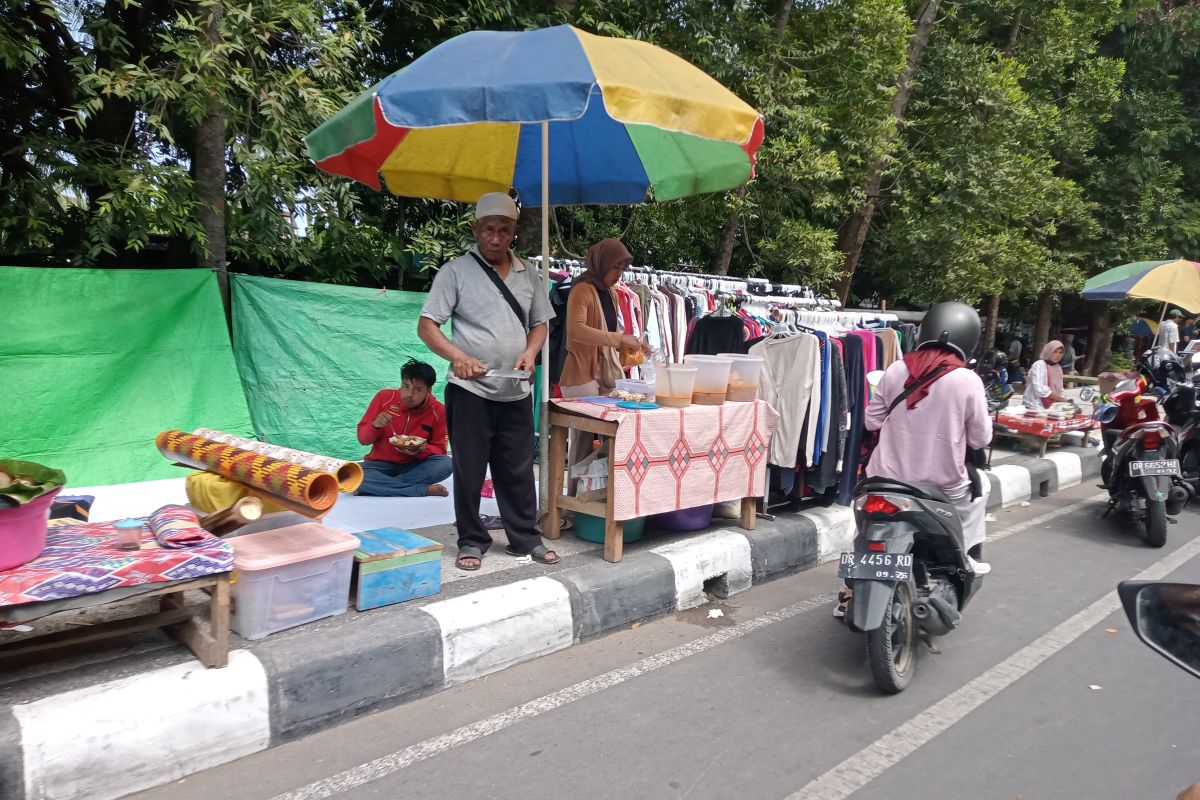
[1023,340,1070,410]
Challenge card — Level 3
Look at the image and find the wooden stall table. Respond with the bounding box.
[545,398,780,563]
[990,409,1095,460]
[0,574,231,668]
[0,514,235,668]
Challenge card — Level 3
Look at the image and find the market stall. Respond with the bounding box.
[991,406,1095,459]
[545,392,779,562]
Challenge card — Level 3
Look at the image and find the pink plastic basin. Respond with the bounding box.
[0,487,61,572]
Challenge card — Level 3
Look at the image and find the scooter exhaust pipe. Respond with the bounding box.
[914,595,962,636]
[1166,483,1192,516]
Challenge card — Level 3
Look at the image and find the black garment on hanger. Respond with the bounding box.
[838,333,867,506]
[808,346,848,495]
[686,315,747,355]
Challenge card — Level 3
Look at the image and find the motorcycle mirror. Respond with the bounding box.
[1119,581,1200,680]
[1079,387,1097,403]
[866,370,885,389]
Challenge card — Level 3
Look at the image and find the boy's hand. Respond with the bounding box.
[398,444,426,456]
[372,411,393,429]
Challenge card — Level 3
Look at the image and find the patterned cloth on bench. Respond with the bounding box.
[0,514,232,606]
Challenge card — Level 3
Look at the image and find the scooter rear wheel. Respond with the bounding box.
[1145,500,1168,548]
[866,582,916,694]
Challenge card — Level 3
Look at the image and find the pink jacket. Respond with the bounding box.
[865,361,992,491]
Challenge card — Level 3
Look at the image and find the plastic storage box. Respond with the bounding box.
[657,366,698,408]
[719,354,764,402]
[228,523,359,640]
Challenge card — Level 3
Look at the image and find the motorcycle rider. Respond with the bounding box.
[836,302,993,617]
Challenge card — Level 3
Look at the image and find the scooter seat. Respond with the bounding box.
[857,477,953,505]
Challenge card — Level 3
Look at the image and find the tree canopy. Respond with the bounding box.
[2,0,1198,324]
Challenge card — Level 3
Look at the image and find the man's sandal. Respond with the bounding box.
[456,546,484,571]
[505,544,560,564]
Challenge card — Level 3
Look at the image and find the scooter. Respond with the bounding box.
[1096,375,1189,547]
[1163,377,1200,497]
[841,478,985,693]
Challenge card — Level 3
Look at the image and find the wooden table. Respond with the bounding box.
[545,408,758,563]
[0,573,231,668]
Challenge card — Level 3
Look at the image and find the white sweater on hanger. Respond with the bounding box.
[750,334,823,468]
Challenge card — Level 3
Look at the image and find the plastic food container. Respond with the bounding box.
[719,354,764,402]
[657,366,697,408]
[615,378,655,402]
[0,487,60,572]
[683,355,733,406]
[227,523,359,640]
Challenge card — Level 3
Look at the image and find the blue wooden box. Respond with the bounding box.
[352,528,443,611]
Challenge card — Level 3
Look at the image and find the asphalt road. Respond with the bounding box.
[135,483,1200,800]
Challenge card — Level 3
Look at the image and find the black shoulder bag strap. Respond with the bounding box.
[884,364,950,416]
[468,251,527,330]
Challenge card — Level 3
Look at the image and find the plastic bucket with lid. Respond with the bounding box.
[0,487,61,572]
[719,354,764,402]
[657,366,698,408]
[682,355,733,406]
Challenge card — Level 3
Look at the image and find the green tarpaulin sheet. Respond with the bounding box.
[1,267,253,486]
[232,274,451,461]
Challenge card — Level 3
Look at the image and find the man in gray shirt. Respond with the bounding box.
[419,193,557,570]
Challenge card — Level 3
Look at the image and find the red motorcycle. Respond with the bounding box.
[1096,375,1187,547]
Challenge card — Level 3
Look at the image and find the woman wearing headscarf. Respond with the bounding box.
[1023,340,1069,409]
[560,239,648,486]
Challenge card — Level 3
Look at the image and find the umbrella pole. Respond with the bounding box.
[538,121,551,515]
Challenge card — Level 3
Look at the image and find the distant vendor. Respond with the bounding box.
[356,359,452,497]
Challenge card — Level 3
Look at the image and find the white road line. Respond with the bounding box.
[267,491,1108,800]
[788,527,1200,800]
[269,593,838,800]
[986,492,1107,544]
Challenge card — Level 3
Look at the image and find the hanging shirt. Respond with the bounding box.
[750,334,823,468]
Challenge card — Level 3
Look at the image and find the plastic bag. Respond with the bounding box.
[570,449,609,495]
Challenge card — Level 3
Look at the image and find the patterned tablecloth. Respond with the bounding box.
[552,399,780,521]
[0,520,233,606]
[995,411,1095,438]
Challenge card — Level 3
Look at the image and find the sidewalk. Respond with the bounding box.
[0,443,1102,800]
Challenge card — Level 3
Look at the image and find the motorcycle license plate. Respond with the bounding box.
[838,552,913,581]
[1129,460,1180,478]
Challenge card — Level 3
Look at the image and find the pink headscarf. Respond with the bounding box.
[1041,340,1066,395]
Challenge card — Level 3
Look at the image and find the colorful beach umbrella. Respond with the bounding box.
[305,24,763,509]
[304,25,764,205]
[1081,259,1200,313]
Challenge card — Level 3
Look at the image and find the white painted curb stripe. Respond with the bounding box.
[800,506,856,563]
[991,463,1033,506]
[15,649,270,800]
[420,576,573,685]
[651,531,753,610]
[790,527,1200,800]
[1043,451,1083,490]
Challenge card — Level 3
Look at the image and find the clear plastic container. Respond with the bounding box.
[615,378,655,402]
[719,354,764,402]
[683,355,733,406]
[227,523,359,640]
[657,366,697,408]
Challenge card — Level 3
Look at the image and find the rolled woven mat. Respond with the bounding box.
[193,428,364,493]
[156,430,340,514]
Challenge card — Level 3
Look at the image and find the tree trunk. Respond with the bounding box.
[709,187,743,276]
[195,1,228,320]
[834,0,942,305]
[1085,308,1114,376]
[980,293,1001,357]
[1033,288,1053,359]
[710,0,795,278]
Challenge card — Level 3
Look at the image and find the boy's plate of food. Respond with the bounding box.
[391,434,427,448]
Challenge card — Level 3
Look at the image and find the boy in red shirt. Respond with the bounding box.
[355,359,452,497]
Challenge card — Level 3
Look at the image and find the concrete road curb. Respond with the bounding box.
[3,449,1101,800]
